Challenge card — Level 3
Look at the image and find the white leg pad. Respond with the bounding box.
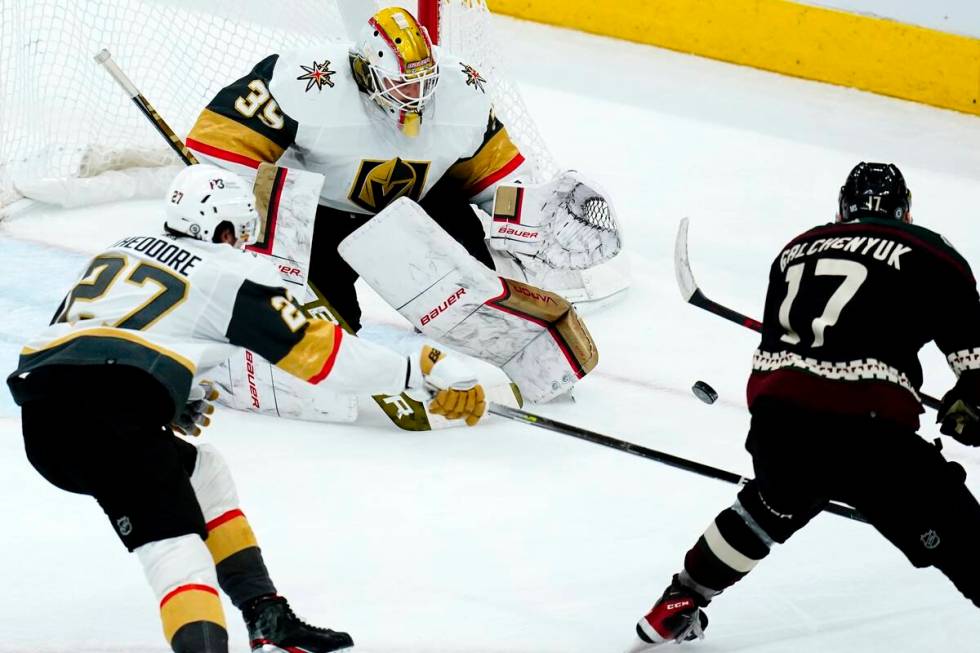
[136,533,219,601]
[491,249,631,307]
[188,444,239,524]
[338,198,598,402]
[214,351,358,423]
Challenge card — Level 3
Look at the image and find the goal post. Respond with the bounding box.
[0,0,556,210]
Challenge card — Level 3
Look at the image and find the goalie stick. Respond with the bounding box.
[95,49,199,166]
[488,403,866,523]
[674,217,942,412]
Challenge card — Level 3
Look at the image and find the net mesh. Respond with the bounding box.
[546,179,621,270]
[438,0,558,183]
[0,0,556,208]
[581,197,615,231]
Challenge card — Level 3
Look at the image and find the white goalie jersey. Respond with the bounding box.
[186,42,526,214]
[185,40,628,306]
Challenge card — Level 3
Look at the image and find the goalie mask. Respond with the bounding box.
[349,7,439,137]
[164,164,259,248]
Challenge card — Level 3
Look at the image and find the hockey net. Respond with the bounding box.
[0,0,558,211]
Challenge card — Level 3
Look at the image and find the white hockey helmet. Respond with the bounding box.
[164,164,259,248]
[349,6,440,137]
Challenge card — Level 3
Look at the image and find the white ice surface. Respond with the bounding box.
[1,16,979,653]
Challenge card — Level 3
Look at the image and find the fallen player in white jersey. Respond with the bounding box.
[7,164,485,653]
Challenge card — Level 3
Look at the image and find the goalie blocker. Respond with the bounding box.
[339,197,598,403]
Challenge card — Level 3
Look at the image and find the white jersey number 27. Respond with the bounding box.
[56,254,188,330]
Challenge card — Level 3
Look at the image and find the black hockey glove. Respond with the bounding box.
[173,380,219,437]
[937,384,980,447]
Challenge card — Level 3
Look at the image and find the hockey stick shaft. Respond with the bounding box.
[95,49,199,166]
[675,218,942,411]
[488,403,866,523]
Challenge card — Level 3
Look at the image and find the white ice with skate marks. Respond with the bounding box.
[2,14,980,653]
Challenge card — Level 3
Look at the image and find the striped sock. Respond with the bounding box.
[205,508,277,608]
[681,498,774,600]
[160,583,228,653]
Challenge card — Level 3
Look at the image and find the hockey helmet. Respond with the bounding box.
[838,162,911,223]
[349,7,440,137]
[164,164,259,248]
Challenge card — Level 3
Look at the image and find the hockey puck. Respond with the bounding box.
[692,380,718,405]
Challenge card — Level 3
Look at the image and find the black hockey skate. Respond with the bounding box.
[626,576,709,651]
[244,595,353,653]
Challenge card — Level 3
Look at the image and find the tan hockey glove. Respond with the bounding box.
[408,345,486,426]
[172,380,219,436]
[938,384,980,447]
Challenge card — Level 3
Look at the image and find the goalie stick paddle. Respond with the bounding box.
[674,218,942,411]
[488,403,866,522]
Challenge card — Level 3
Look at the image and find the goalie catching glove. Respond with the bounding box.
[407,346,486,426]
[172,380,219,436]
[487,171,622,271]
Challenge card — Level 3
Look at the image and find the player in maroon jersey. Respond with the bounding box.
[626,163,980,651]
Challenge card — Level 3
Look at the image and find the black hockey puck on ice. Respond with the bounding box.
[692,380,718,404]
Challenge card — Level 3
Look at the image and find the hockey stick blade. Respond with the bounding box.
[675,218,941,411]
[675,217,761,331]
[488,403,866,523]
[674,217,698,302]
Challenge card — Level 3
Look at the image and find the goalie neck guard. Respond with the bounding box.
[349,7,440,138]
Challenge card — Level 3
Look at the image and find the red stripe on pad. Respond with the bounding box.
[247,167,288,256]
[309,326,345,384]
[160,583,219,608]
[485,278,584,379]
[206,509,245,532]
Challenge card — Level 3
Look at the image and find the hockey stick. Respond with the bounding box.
[488,403,866,522]
[674,217,942,411]
[95,49,199,166]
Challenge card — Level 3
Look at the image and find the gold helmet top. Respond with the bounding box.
[350,7,440,137]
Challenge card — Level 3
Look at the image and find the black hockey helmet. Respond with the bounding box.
[838,162,911,223]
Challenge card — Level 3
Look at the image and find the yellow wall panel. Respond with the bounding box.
[489,0,980,115]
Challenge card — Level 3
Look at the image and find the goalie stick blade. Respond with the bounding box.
[676,219,942,411]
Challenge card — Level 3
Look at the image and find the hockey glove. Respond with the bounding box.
[489,172,622,270]
[937,384,980,446]
[173,380,219,437]
[408,345,486,426]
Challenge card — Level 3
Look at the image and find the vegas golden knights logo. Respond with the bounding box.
[349,157,430,213]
